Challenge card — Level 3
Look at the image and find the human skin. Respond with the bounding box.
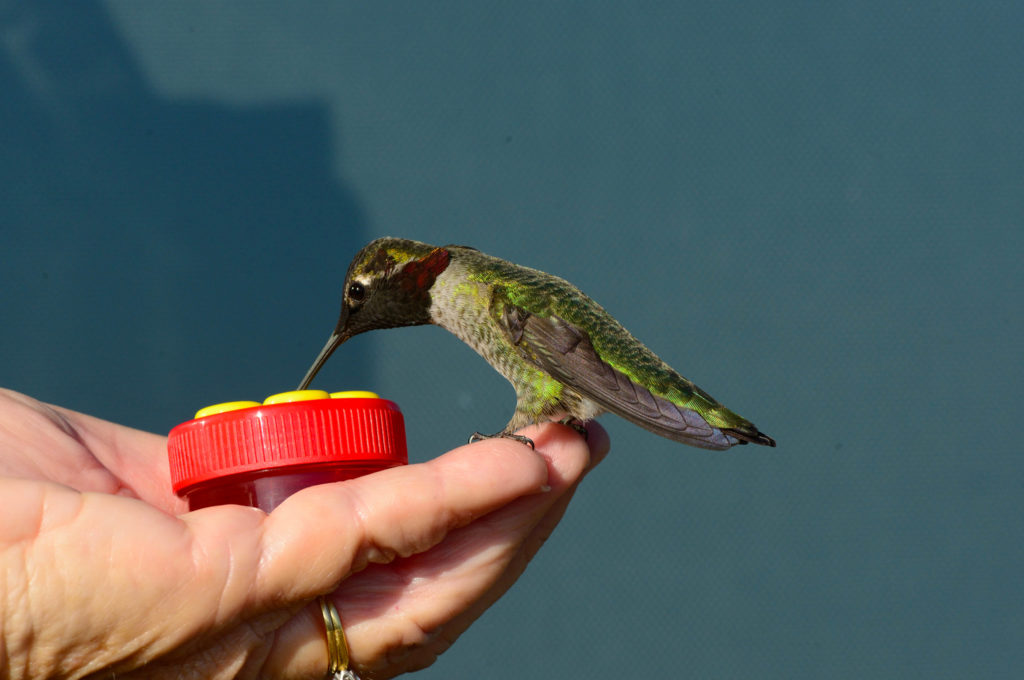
[0,388,609,679]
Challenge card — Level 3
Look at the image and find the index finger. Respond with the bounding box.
[183,435,552,608]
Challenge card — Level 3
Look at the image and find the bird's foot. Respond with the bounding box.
[559,417,589,440]
[468,431,536,449]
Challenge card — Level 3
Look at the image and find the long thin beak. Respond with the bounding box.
[297,330,347,390]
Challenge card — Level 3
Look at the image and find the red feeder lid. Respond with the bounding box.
[167,390,407,494]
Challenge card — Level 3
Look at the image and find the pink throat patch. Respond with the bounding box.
[398,247,450,293]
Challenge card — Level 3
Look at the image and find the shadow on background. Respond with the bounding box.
[1,2,366,432]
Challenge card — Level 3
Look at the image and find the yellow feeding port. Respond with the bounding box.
[195,401,261,419]
[263,390,330,405]
[330,390,380,399]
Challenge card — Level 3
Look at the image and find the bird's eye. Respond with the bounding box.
[347,281,366,303]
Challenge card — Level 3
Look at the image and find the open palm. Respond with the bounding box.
[0,389,607,679]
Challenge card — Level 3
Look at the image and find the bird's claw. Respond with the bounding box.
[468,431,536,449]
[559,417,589,440]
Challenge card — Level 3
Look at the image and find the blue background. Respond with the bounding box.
[3,2,1022,677]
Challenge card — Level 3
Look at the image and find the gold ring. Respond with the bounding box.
[319,595,354,678]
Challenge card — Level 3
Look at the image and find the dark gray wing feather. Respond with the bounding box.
[503,305,736,450]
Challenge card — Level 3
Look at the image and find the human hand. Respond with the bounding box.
[0,388,609,679]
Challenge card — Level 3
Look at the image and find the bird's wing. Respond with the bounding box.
[497,298,738,450]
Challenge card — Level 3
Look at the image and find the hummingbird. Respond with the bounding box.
[298,237,775,450]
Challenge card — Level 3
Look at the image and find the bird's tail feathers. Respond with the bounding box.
[721,427,776,447]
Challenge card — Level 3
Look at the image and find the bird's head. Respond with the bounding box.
[298,237,451,389]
